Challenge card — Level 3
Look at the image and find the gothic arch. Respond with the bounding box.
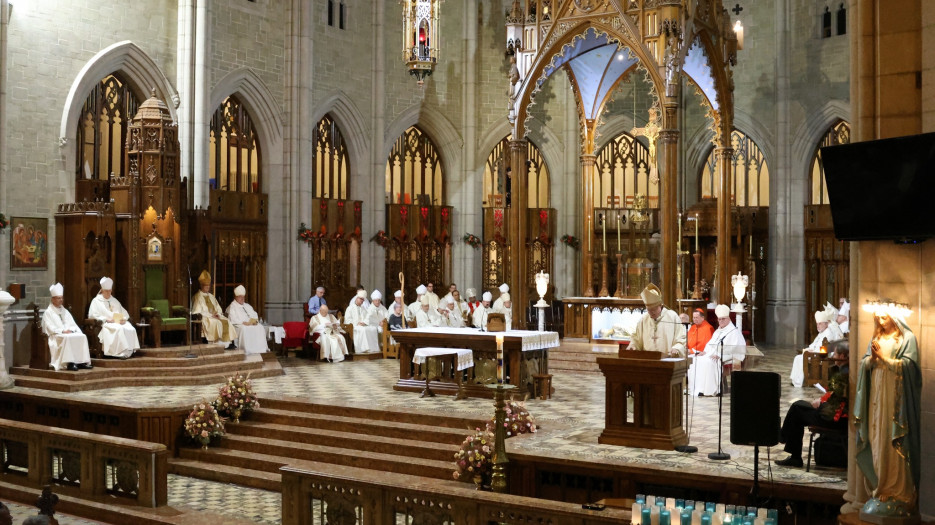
[311,90,370,189]
[790,99,850,189]
[210,68,285,193]
[594,114,639,154]
[384,105,463,182]
[475,116,564,206]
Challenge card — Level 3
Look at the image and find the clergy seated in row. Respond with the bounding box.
[439,282,458,306]
[88,277,139,359]
[41,283,92,371]
[405,285,427,324]
[437,298,465,328]
[344,290,380,354]
[837,298,850,334]
[687,308,714,355]
[790,304,844,387]
[415,296,439,328]
[368,290,388,329]
[346,285,370,310]
[492,283,509,311]
[423,282,440,311]
[448,290,470,325]
[491,292,513,330]
[688,304,746,397]
[308,305,348,362]
[192,270,237,348]
[625,284,686,358]
[471,292,492,330]
[464,288,482,317]
[226,285,268,354]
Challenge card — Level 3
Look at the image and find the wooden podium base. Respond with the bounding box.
[597,352,688,450]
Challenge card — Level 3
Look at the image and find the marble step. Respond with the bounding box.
[168,459,281,492]
[247,407,472,445]
[228,421,458,462]
[91,352,245,369]
[257,396,486,430]
[9,357,282,392]
[10,351,261,380]
[136,344,228,358]
[177,441,455,480]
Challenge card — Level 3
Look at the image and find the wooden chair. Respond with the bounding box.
[140,299,190,347]
[337,311,355,353]
[380,319,399,359]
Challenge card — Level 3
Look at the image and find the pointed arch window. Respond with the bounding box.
[209,95,262,193]
[385,126,444,205]
[594,132,655,209]
[700,129,770,207]
[809,120,850,205]
[312,115,349,199]
[482,135,550,208]
[76,74,140,183]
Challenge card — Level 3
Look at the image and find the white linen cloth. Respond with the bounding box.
[41,304,92,370]
[412,347,474,371]
[88,294,139,358]
[268,326,286,344]
[394,327,560,351]
[226,300,268,354]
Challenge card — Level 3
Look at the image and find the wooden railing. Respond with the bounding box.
[0,418,167,507]
[281,463,628,525]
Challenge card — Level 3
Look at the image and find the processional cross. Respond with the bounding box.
[630,107,662,184]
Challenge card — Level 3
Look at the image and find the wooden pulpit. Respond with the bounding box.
[597,351,688,450]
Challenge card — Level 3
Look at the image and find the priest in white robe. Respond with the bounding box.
[492,283,510,311]
[88,277,139,359]
[345,290,380,354]
[424,282,440,311]
[472,292,492,330]
[441,297,465,328]
[689,304,746,396]
[491,292,513,331]
[449,290,470,326]
[406,285,427,324]
[790,307,845,387]
[367,290,388,331]
[192,270,237,347]
[626,284,686,357]
[308,305,349,362]
[42,283,92,371]
[836,298,850,334]
[440,283,458,306]
[226,285,268,354]
[415,296,440,328]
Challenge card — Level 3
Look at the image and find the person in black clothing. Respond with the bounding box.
[775,341,850,467]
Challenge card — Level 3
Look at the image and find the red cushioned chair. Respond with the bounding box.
[281,322,311,358]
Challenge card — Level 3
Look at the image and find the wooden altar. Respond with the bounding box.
[596,352,688,450]
[390,328,558,399]
[562,297,644,340]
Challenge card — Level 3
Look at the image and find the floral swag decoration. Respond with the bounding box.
[453,400,536,486]
[559,234,580,250]
[371,230,389,248]
[462,233,482,249]
[184,400,225,449]
[297,223,315,244]
[214,372,260,423]
[0,214,8,231]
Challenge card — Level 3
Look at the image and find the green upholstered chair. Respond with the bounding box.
[139,267,189,347]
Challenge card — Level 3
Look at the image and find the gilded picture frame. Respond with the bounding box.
[10,217,49,270]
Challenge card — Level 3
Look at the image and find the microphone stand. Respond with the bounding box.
[183,266,197,359]
[675,321,697,454]
[708,335,730,460]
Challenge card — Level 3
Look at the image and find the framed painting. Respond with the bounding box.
[10,217,49,270]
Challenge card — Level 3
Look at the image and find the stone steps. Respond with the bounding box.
[548,344,616,374]
[256,396,483,430]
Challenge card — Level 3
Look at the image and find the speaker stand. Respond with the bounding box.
[675,343,697,454]
[750,445,761,504]
[708,340,730,461]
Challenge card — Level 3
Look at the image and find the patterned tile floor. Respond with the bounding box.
[5,341,845,524]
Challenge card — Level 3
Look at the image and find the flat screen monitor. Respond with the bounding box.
[821,132,935,243]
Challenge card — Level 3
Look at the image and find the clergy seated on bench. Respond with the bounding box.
[308,305,349,362]
[790,305,844,388]
[344,290,380,355]
[192,270,237,348]
[88,277,139,359]
[227,285,268,354]
[42,283,92,371]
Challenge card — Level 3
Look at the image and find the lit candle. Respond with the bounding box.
[694,215,699,251]
[602,214,607,252]
[496,335,504,384]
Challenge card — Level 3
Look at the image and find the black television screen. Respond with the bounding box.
[821,132,935,242]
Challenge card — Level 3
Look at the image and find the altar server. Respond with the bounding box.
[192,271,237,347]
[344,290,380,354]
[689,304,746,396]
[42,283,92,371]
[625,284,686,357]
[226,285,268,354]
[308,305,349,362]
[88,277,139,359]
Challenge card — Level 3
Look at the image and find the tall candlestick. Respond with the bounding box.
[749,234,753,256]
[678,212,682,251]
[602,214,607,252]
[496,335,504,383]
[588,215,591,252]
[617,213,621,251]
[694,215,699,251]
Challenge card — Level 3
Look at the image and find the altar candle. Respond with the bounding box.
[694,215,699,251]
[602,214,607,252]
[496,335,504,383]
[632,503,643,525]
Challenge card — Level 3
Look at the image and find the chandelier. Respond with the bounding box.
[401,0,442,85]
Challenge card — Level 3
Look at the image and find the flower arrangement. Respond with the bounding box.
[298,223,315,244]
[371,230,389,247]
[462,233,482,249]
[214,373,260,423]
[453,428,494,485]
[559,234,580,250]
[486,400,537,437]
[0,214,7,231]
[184,400,226,449]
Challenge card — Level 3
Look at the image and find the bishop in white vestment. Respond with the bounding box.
[491,292,513,331]
[472,292,492,329]
[367,290,388,331]
[406,285,427,324]
[345,291,380,354]
[415,296,440,328]
[42,283,92,371]
[790,307,845,387]
[192,271,237,346]
[689,304,746,396]
[492,283,509,311]
[226,285,268,354]
[88,277,139,359]
[626,284,686,357]
[308,305,348,362]
[441,298,465,328]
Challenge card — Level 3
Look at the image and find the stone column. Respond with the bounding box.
[659,105,680,306]
[580,154,597,297]
[192,0,211,208]
[716,146,733,305]
[0,291,16,389]
[508,139,528,327]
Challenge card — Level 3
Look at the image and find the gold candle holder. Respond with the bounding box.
[485,383,516,494]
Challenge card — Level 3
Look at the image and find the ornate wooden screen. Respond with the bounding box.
[386,126,443,206]
[308,199,362,309]
[209,95,261,193]
[312,115,349,199]
[700,129,770,206]
[482,136,550,208]
[75,74,140,202]
[594,132,655,210]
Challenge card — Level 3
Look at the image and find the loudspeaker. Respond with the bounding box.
[730,371,780,446]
